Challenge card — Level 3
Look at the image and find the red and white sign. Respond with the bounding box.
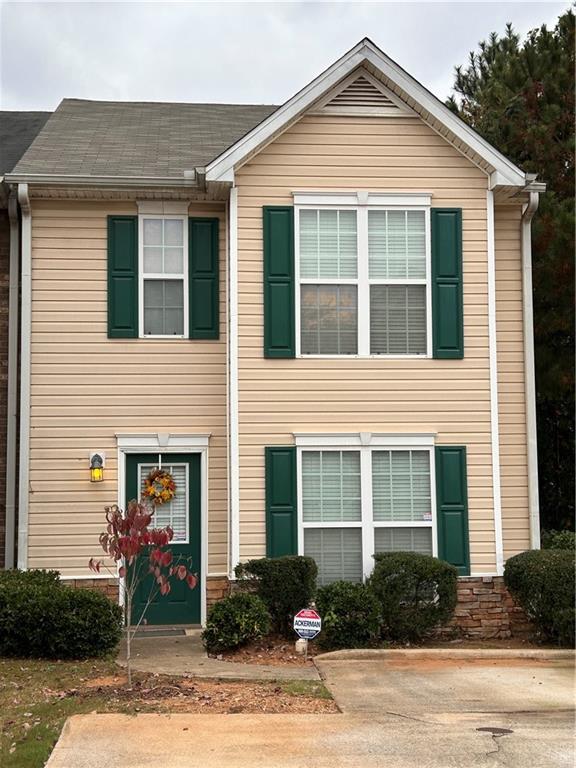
[293,608,322,640]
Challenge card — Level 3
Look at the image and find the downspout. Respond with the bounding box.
[16,183,31,569]
[228,186,240,577]
[521,191,541,548]
[5,193,19,568]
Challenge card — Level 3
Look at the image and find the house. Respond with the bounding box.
[3,39,543,628]
[0,110,51,568]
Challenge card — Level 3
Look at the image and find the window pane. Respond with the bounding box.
[140,463,188,542]
[374,527,432,556]
[143,218,162,246]
[299,209,357,279]
[372,450,431,522]
[143,247,163,273]
[368,209,426,279]
[301,285,357,355]
[164,247,184,274]
[144,279,184,335]
[302,450,361,522]
[164,219,183,246]
[304,528,363,586]
[370,284,426,355]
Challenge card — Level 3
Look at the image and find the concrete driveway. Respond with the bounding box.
[46,650,574,768]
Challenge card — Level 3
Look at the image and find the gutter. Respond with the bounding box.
[228,187,240,576]
[4,193,19,568]
[5,173,198,188]
[521,191,541,548]
[16,183,31,569]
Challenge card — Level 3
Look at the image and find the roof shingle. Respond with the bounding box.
[0,111,51,175]
[10,99,277,178]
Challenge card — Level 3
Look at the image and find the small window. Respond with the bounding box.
[139,462,189,542]
[140,216,187,337]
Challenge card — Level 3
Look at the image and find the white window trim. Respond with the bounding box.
[138,213,189,339]
[296,436,437,581]
[294,195,432,359]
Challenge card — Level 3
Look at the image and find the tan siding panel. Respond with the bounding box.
[236,113,498,574]
[28,200,228,576]
[495,206,531,560]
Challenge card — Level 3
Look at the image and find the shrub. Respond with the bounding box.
[504,549,575,646]
[235,556,317,636]
[0,577,123,659]
[367,552,458,643]
[541,530,576,551]
[202,592,271,653]
[315,581,381,650]
[0,568,61,588]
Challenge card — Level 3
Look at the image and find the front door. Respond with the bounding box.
[125,453,201,625]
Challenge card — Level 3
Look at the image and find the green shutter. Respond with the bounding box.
[189,217,219,339]
[265,446,297,557]
[263,206,295,358]
[432,208,463,359]
[107,216,138,338]
[436,446,470,575]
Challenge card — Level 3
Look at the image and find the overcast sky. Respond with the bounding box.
[1,1,570,112]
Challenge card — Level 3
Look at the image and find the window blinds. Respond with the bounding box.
[299,209,357,279]
[302,450,361,522]
[368,209,426,279]
[304,528,363,585]
[370,284,426,354]
[140,463,188,542]
[372,450,431,522]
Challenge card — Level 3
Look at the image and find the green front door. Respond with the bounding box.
[126,453,201,625]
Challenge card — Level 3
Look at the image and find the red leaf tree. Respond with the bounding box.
[90,500,197,685]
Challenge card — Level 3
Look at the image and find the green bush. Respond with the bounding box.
[235,556,317,636]
[541,530,576,551]
[504,549,575,646]
[202,592,271,653]
[0,568,61,587]
[315,581,381,650]
[0,575,123,659]
[367,552,458,642]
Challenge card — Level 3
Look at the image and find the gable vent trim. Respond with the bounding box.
[312,69,416,118]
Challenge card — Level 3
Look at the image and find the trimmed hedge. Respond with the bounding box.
[315,581,381,650]
[504,549,575,646]
[235,556,317,636]
[367,552,458,642]
[541,530,576,551]
[202,592,271,653]
[0,571,123,659]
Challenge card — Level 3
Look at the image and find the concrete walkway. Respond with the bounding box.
[117,631,320,681]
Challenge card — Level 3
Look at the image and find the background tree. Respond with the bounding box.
[447,8,575,532]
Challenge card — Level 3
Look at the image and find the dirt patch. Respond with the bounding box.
[211,635,320,667]
[54,673,336,714]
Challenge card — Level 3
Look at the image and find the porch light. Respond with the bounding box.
[90,452,105,483]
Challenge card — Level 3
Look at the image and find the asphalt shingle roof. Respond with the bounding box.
[10,99,278,178]
[0,111,51,175]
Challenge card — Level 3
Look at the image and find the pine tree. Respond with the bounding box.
[447,10,575,531]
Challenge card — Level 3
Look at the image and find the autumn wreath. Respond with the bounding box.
[143,468,176,505]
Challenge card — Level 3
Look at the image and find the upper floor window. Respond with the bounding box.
[295,198,431,357]
[140,215,188,337]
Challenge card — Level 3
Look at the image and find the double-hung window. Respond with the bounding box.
[295,194,431,358]
[298,438,436,586]
[140,215,188,337]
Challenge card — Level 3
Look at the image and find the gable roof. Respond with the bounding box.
[9,99,277,181]
[205,38,532,190]
[0,111,51,176]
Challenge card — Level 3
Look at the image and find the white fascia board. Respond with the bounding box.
[5,173,197,187]
[293,191,432,207]
[293,432,436,447]
[206,38,527,189]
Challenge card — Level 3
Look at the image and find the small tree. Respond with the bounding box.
[89,500,197,685]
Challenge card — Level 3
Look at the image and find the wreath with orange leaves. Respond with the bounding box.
[143,468,176,506]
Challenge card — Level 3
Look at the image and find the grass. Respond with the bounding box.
[0,656,335,768]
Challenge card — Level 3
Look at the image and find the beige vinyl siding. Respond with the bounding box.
[236,114,497,573]
[495,205,531,560]
[28,200,228,576]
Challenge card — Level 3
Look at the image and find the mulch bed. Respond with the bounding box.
[210,635,321,667]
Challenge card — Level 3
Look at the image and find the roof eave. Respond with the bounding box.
[4,172,199,188]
